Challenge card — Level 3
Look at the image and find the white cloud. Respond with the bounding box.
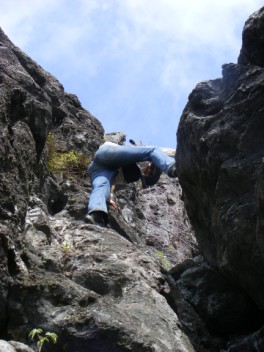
[0,0,263,147]
[1,0,58,45]
[2,1,262,80]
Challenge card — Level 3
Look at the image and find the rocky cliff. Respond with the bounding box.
[1,6,264,352]
[0,26,196,352]
[177,6,264,351]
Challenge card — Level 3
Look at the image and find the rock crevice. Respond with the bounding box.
[2,7,264,351]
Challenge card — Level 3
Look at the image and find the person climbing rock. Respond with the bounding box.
[85,141,177,226]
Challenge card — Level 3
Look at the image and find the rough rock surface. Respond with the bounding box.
[2,6,264,352]
[177,6,264,351]
[0,27,197,352]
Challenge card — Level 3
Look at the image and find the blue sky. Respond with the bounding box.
[1,0,263,148]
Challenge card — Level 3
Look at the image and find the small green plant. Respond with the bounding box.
[62,241,71,256]
[47,133,90,178]
[29,328,58,352]
[60,242,73,257]
[154,250,172,271]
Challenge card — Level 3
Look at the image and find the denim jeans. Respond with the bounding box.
[88,144,174,215]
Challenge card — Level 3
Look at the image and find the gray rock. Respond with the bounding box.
[104,132,127,144]
[8,341,34,352]
[0,340,16,352]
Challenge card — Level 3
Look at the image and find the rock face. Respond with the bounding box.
[2,6,264,352]
[0,27,196,352]
[177,6,264,350]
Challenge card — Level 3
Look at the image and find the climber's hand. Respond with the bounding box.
[109,199,119,211]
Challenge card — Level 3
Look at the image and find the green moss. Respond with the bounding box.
[154,250,172,271]
[47,133,90,178]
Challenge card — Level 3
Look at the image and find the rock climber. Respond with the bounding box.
[85,141,177,226]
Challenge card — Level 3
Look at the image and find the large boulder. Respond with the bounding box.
[177,7,264,313]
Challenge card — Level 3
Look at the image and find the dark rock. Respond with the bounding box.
[177,10,264,307]
[42,177,68,215]
[0,27,197,352]
[238,6,264,66]
[0,224,11,332]
[170,258,261,336]
[222,326,264,351]
[0,26,103,226]
[177,6,264,351]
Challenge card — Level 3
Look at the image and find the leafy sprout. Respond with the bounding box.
[29,328,58,352]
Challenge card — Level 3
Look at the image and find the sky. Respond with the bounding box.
[0,1,263,148]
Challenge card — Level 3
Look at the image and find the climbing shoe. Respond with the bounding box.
[85,211,108,227]
[167,162,177,178]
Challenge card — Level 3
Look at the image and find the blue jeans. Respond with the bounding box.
[88,144,174,215]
